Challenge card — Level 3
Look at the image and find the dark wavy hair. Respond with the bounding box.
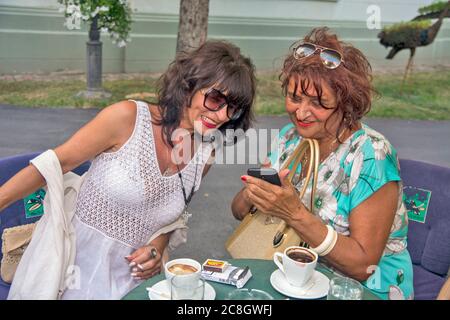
[280,27,378,141]
[155,40,256,147]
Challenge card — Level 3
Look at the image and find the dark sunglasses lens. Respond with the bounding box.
[294,44,316,59]
[320,50,342,69]
[228,106,244,120]
[205,89,227,111]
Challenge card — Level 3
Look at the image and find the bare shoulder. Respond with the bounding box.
[99,100,137,126]
[93,100,139,151]
[53,100,139,171]
[98,100,137,133]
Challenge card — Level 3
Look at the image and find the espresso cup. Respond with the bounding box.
[273,246,318,287]
[164,258,201,285]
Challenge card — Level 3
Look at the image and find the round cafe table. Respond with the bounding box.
[122,258,381,300]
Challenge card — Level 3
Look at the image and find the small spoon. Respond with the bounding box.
[146,287,171,299]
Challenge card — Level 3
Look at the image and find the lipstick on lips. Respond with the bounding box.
[201,116,217,129]
[297,120,315,128]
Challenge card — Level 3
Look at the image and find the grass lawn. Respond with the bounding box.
[0,70,449,120]
[255,70,450,120]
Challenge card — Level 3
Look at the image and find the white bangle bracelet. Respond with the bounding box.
[320,230,338,257]
[311,225,334,255]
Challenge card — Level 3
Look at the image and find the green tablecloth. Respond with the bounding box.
[122,259,380,300]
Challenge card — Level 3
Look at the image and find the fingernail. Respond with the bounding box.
[132,267,138,272]
[241,176,247,182]
[137,264,144,271]
[129,262,136,267]
[131,272,137,277]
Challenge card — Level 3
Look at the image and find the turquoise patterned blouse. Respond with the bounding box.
[268,123,414,300]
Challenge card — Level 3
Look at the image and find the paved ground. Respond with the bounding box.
[1,103,450,263]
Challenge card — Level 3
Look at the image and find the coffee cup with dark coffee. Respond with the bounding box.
[273,246,318,287]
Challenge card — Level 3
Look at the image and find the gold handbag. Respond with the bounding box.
[1,223,36,283]
[225,138,320,260]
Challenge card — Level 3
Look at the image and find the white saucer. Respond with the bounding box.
[270,269,330,299]
[147,279,216,300]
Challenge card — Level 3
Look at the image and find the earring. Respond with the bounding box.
[344,113,353,127]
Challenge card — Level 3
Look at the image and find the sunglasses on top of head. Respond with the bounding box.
[292,42,345,69]
[201,88,244,121]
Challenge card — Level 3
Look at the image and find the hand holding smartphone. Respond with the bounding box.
[246,167,281,186]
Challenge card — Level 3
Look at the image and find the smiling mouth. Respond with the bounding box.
[297,119,315,127]
[201,115,217,129]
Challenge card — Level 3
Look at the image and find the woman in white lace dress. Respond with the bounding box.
[0,41,256,299]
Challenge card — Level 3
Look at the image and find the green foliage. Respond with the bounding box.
[57,0,132,47]
[418,1,448,15]
[380,20,431,46]
[382,20,432,35]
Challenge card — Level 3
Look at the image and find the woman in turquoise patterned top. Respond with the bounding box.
[231,27,413,300]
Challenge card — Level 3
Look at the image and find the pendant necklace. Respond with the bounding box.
[176,151,200,218]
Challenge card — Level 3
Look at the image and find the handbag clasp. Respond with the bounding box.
[273,231,286,247]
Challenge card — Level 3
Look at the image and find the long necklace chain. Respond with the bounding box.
[161,137,200,214]
[176,153,199,213]
[177,136,200,215]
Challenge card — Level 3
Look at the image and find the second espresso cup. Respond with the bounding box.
[273,246,318,287]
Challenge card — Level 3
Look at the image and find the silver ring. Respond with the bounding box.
[150,247,158,259]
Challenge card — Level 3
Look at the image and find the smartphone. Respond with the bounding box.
[247,167,281,186]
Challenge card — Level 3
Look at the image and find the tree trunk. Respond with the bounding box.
[176,0,210,53]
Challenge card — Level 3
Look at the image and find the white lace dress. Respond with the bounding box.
[61,100,212,300]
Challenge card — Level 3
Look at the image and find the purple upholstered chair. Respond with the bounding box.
[0,152,90,300]
[400,159,450,300]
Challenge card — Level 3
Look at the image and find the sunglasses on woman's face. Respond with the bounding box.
[201,88,244,121]
[293,42,344,69]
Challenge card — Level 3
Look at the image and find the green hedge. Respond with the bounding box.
[418,1,448,15]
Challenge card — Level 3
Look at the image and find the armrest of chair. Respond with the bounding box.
[437,277,450,300]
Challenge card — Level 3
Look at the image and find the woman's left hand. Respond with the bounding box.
[126,245,163,280]
[242,169,305,223]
